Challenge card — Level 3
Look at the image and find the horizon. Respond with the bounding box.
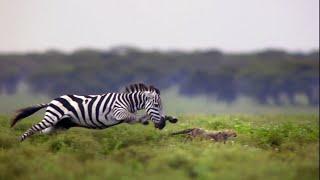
[0,46,319,55]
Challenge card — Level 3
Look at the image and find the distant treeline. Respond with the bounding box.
[0,47,319,105]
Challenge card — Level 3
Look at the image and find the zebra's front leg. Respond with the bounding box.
[138,114,150,125]
[113,109,140,124]
[136,114,177,125]
[165,115,178,123]
[125,117,140,124]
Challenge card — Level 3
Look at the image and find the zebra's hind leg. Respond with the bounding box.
[40,126,59,134]
[19,119,55,142]
[40,117,75,134]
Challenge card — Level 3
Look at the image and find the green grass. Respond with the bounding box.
[0,114,319,180]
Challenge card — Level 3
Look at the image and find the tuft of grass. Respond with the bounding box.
[0,114,318,180]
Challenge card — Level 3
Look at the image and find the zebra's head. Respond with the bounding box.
[121,83,166,129]
[144,91,166,130]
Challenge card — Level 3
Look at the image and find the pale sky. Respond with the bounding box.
[0,0,319,53]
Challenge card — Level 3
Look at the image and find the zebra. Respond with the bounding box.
[10,83,177,141]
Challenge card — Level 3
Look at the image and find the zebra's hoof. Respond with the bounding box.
[168,117,178,123]
[19,136,24,142]
[142,121,149,125]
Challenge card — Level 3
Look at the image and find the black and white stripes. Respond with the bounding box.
[11,83,173,141]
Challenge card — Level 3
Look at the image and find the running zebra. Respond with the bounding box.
[11,83,177,141]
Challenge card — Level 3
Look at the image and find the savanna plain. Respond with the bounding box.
[0,113,318,180]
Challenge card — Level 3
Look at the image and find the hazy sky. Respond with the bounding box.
[0,0,319,53]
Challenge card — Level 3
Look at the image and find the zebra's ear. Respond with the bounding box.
[144,91,156,99]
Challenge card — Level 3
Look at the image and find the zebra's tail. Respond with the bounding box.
[170,128,195,135]
[10,103,49,128]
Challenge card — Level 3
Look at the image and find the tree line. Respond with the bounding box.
[0,47,318,105]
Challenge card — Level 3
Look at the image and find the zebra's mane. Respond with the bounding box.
[121,83,160,95]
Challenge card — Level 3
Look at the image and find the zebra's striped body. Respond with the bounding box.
[11,83,175,141]
[49,93,137,129]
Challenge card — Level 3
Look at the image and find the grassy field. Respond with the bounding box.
[0,114,318,180]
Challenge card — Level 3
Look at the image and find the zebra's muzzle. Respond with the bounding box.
[154,117,166,130]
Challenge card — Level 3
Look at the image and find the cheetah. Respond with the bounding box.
[171,128,237,144]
